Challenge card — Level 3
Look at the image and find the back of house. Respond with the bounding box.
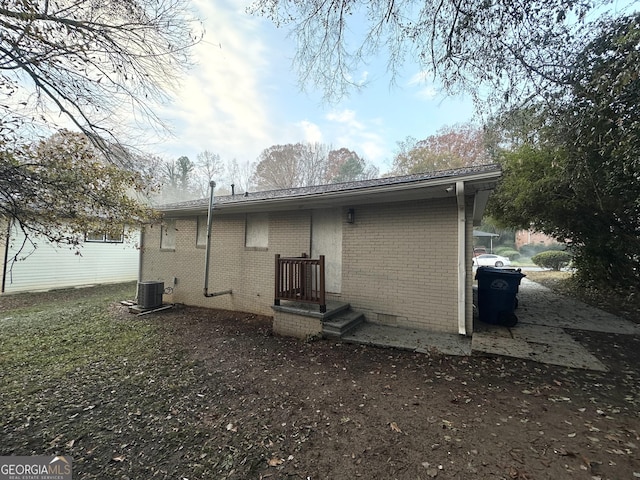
[140,165,501,337]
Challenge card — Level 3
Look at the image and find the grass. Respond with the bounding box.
[0,282,216,477]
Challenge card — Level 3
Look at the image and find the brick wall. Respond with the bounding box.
[141,211,311,317]
[342,197,460,333]
[273,310,322,338]
[141,196,471,335]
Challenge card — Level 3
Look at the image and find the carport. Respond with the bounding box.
[473,229,500,253]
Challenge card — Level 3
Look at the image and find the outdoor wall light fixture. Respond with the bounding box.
[347,208,355,224]
[445,185,454,193]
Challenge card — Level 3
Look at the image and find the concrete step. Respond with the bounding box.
[323,309,365,338]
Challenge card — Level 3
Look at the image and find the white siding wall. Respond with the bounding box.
[2,224,140,294]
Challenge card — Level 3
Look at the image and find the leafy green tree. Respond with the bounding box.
[489,14,640,288]
[160,156,198,202]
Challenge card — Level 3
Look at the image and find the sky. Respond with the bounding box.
[154,0,476,176]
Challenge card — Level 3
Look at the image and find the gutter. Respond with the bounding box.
[203,181,232,298]
[456,181,467,336]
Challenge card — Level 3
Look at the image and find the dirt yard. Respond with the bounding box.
[1,282,639,479]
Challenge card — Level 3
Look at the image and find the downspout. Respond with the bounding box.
[203,180,232,298]
[456,181,467,335]
[1,219,11,293]
[137,226,144,284]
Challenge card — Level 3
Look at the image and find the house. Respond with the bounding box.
[515,229,560,250]
[139,165,501,338]
[1,220,140,294]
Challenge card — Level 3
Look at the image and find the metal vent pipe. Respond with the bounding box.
[203,180,232,298]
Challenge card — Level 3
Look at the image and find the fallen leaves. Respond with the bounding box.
[2,283,640,480]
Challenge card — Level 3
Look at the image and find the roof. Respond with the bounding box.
[159,164,502,217]
[473,230,500,237]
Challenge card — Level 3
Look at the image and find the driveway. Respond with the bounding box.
[471,278,640,371]
[344,278,640,372]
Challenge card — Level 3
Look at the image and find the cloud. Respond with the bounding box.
[407,71,439,101]
[297,120,323,144]
[416,85,438,101]
[407,71,431,85]
[325,108,387,167]
[156,0,277,162]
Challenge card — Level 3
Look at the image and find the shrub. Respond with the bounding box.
[495,247,521,260]
[532,250,572,271]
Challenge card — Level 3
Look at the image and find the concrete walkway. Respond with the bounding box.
[342,278,640,371]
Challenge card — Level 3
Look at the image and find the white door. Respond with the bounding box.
[311,209,342,294]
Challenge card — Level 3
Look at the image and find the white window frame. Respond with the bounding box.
[85,226,124,243]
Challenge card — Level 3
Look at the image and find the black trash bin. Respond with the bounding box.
[475,267,526,327]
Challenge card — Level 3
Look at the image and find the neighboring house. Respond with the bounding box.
[140,165,501,338]
[515,229,559,250]
[1,220,140,294]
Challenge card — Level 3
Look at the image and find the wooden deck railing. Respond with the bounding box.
[274,253,326,313]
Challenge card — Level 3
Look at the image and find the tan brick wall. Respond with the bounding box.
[273,310,322,339]
[141,211,311,316]
[342,197,460,333]
[141,197,473,334]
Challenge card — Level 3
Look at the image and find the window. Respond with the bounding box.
[161,219,177,250]
[196,215,208,247]
[245,213,268,249]
[85,226,124,243]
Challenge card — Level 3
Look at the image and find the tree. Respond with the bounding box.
[251,143,377,189]
[250,0,612,106]
[488,14,640,289]
[1,131,154,256]
[176,156,194,192]
[391,123,492,175]
[159,156,198,203]
[1,0,200,156]
[252,143,330,190]
[326,148,378,183]
[1,0,200,248]
[195,150,225,197]
[228,158,254,194]
[252,144,305,190]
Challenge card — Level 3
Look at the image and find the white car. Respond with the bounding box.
[472,254,511,268]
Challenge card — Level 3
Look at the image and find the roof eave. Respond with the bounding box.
[159,168,502,217]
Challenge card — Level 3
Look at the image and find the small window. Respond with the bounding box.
[85,226,124,243]
[245,213,268,249]
[106,227,124,242]
[86,231,105,242]
[161,219,177,250]
[196,215,208,247]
